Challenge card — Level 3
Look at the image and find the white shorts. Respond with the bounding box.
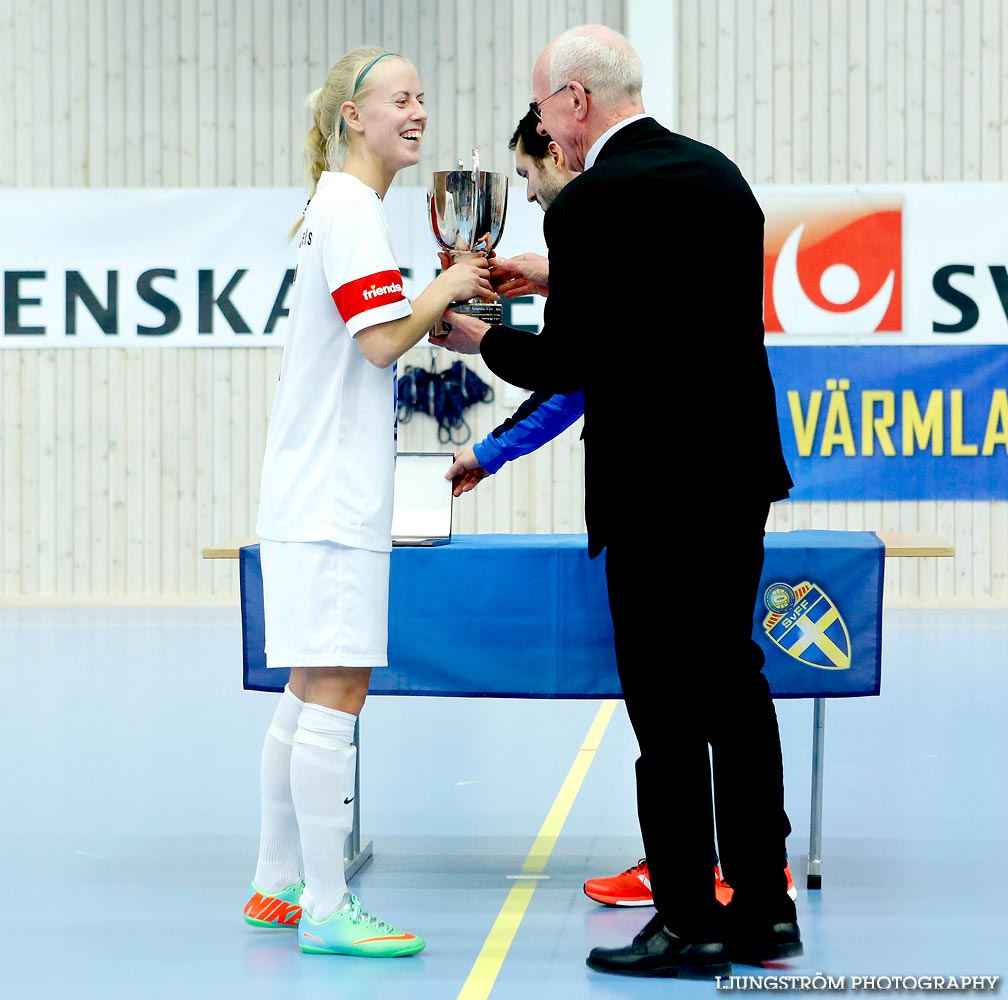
[259,539,390,669]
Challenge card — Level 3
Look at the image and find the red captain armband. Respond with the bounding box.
[332,270,406,322]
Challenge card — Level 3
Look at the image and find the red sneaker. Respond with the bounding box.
[583,858,653,907]
[584,860,799,908]
[785,862,798,901]
[714,864,733,905]
[715,863,800,905]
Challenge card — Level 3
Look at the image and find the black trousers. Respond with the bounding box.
[603,501,791,939]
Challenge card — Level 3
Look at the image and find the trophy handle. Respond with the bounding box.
[470,147,480,252]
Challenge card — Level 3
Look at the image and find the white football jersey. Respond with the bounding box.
[256,172,412,550]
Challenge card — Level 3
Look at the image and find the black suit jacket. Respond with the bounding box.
[481,117,792,557]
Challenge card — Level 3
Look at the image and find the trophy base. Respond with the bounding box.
[451,299,503,325]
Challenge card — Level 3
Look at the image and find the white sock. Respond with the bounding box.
[252,685,304,893]
[290,702,358,921]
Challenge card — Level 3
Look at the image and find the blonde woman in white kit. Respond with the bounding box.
[242,45,494,957]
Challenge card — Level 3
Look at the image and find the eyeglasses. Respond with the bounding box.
[529,81,590,121]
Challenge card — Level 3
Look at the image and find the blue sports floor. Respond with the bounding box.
[1,605,1005,999]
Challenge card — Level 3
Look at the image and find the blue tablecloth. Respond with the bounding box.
[240,532,884,700]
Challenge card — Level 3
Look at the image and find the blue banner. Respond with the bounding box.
[768,345,1008,500]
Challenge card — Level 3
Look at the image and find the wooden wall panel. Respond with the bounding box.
[0,0,1004,605]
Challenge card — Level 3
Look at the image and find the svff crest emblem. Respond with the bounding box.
[761,581,851,670]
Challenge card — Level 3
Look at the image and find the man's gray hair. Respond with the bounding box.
[548,28,643,104]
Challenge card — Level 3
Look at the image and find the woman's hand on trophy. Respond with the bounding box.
[445,446,488,496]
[428,309,489,353]
[489,253,550,298]
[436,254,496,306]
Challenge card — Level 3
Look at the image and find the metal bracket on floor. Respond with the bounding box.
[344,716,374,879]
[807,697,825,890]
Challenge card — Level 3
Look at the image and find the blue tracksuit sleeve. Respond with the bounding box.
[472,390,585,474]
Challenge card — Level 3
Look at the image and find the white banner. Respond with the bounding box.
[760,183,1008,345]
[0,186,547,348]
[2,182,1007,347]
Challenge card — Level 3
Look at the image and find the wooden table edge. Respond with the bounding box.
[202,531,955,561]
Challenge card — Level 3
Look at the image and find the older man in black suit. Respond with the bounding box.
[433,24,799,979]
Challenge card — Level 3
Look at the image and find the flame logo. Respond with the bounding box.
[763,196,902,334]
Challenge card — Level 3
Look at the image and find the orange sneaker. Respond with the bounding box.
[714,864,733,905]
[243,880,304,928]
[585,860,799,908]
[785,862,798,901]
[583,858,653,907]
[715,863,799,904]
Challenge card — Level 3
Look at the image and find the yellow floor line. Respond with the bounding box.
[456,699,619,1000]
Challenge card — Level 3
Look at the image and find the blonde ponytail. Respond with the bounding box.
[286,46,405,241]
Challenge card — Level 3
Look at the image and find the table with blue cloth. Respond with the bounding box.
[241,532,885,699]
[214,530,951,888]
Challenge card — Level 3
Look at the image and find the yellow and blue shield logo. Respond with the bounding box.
[761,581,851,670]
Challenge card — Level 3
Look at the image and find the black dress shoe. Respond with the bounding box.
[723,892,803,965]
[587,914,731,979]
[729,919,803,965]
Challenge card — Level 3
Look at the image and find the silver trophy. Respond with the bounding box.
[428,147,509,324]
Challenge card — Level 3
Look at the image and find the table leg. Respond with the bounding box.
[343,715,373,879]
[807,697,825,890]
